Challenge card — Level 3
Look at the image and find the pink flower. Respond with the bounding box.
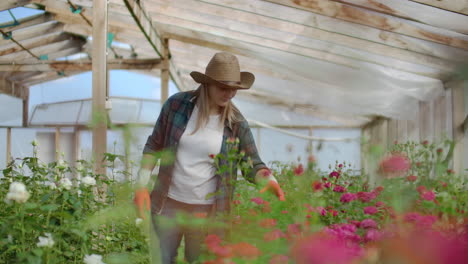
[364,229,383,242]
[251,197,266,205]
[417,185,427,194]
[375,201,385,207]
[340,193,357,203]
[333,185,346,193]
[294,164,304,176]
[338,164,343,168]
[329,171,340,178]
[259,218,277,228]
[269,255,289,264]
[291,233,362,264]
[364,206,378,215]
[264,229,285,241]
[316,206,327,216]
[421,190,436,201]
[287,224,302,239]
[311,181,324,192]
[378,153,411,178]
[324,182,332,188]
[281,210,289,214]
[360,219,377,229]
[357,192,377,203]
[406,175,418,182]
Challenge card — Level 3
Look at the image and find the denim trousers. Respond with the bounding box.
[151,197,213,264]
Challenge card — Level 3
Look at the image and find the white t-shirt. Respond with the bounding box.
[167,105,224,204]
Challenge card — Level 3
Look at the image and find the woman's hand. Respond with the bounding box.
[256,169,285,201]
[134,187,151,219]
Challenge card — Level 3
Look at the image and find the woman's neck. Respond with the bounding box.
[208,102,221,115]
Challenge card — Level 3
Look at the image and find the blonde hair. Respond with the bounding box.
[191,84,242,135]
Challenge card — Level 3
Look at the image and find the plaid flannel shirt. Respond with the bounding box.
[143,89,267,215]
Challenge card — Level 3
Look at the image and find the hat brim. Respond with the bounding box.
[190,71,254,90]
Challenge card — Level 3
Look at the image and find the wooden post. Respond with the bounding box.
[161,38,169,103]
[257,127,261,155]
[451,81,465,176]
[55,127,61,161]
[92,0,108,176]
[22,87,29,127]
[6,127,11,164]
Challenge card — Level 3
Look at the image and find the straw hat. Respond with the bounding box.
[190,52,254,90]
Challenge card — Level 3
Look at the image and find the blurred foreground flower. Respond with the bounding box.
[37,233,55,248]
[59,177,73,190]
[84,254,106,264]
[4,182,30,204]
[81,176,96,187]
[378,153,411,178]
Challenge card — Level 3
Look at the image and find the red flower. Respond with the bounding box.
[447,169,455,174]
[324,182,332,188]
[406,175,418,182]
[329,171,340,178]
[375,201,385,207]
[312,181,324,192]
[209,154,216,159]
[340,193,357,203]
[281,210,289,214]
[232,200,241,205]
[378,153,411,178]
[333,185,346,193]
[421,190,436,201]
[294,164,304,176]
[229,242,261,259]
[250,197,266,205]
[338,164,343,168]
[360,218,377,229]
[270,254,289,264]
[364,206,378,215]
[259,218,277,228]
[357,192,377,203]
[436,148,443,153]
[422,140,429,145]
[417,185,427,194]
[287,223,302,239]
[264,229,285,241]
[374,186,384,193]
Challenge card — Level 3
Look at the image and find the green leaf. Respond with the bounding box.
[24,203,38,210]
[40,204,59,212]
[32,248,43,257]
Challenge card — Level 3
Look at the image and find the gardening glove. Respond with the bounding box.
[133,168,152,219]
[256,169,285,201]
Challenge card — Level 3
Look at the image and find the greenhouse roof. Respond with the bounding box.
[0,0,467,127]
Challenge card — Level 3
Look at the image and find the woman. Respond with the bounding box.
[133,52,285,264]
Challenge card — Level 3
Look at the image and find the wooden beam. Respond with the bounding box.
[329,0,468,34]
[20,70,84,86]
[0,21,63,47]
[161,38,169,101]
[0,38,85,62]
[19,45,83,64]
[0,78,27,98]
[0,32,69,56]
[264,0,468,50]
[0,13,54,33]
[410,0,468,16]
[0,0,32,11]
[0,58,162,71]
[91,0,108,176]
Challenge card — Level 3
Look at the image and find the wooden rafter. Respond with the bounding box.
[0,32,69,56]
[0,13,54,32]
[410,0,468,16]
[0,0,32,11]
[263,0,468,50]
[0,38,84,62]
[0,21,63,47]
[0,58,162,71]
[327,0,468,34]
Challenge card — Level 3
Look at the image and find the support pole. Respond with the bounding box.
[451,81,465,176]
[6,127,11,164]
[92,0,108,176]
[55,127,61,161]
[22,87,29,127]
[161,38,169,103]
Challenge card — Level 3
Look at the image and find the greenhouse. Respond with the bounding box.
[0,0,467,264]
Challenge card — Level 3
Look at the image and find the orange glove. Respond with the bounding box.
[134,187,150,219]
[260,180,285,201]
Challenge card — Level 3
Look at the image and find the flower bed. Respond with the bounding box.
[0,140,466,264]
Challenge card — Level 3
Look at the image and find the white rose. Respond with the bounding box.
[83,254,105,264]
[43,181,57,190]
[135,218,143,226]
[81,176,96,187]
[59,178,73,190]
[37,233,54,248]
[5,182,30,204]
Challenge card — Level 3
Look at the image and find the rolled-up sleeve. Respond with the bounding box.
[238,120,268,184]
[142,98,171,155]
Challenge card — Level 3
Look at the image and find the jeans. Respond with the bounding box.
[151,197,213,264]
